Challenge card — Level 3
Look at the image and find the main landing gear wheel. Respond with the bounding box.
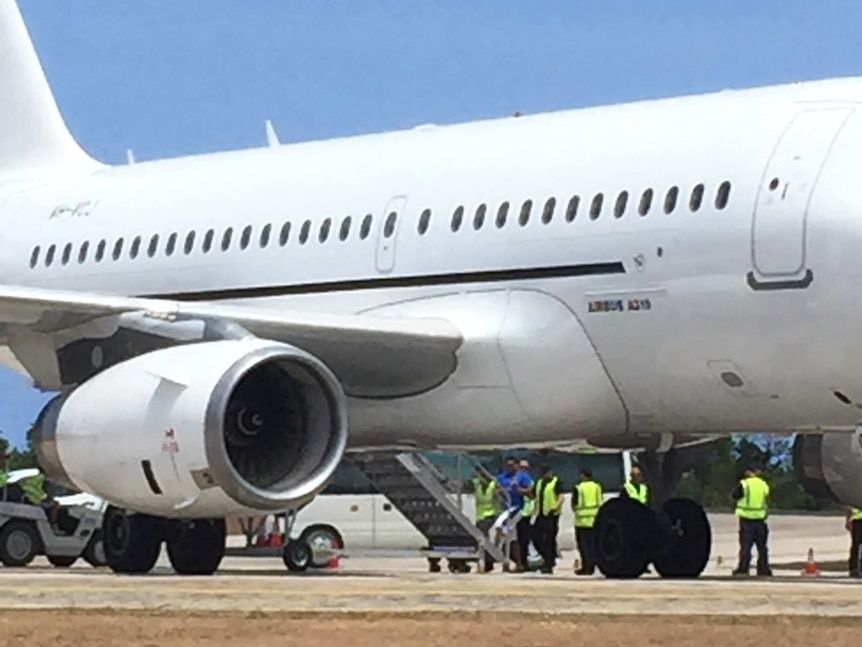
[47,555,78,568]
[299,524,343,570]
[653,498,711,579]
[166,519,226,575]
[594,497,653,579]
[103,506,162,574]
[283,539,311,572]
[0,521,39,567]
[83,529,107,568]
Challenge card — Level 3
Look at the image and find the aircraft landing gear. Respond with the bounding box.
[594,496,711,579]
[594,444,714,579]
[166,518,226,575]
[103,506,162,574]
[103,507,227,575]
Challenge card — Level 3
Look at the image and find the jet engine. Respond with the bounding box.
[32,338,348,518]
[793,431,862,509]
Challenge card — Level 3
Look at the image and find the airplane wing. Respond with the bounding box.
[0,284,462,398]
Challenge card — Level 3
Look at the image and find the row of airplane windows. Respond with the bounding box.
[28,180,732,269]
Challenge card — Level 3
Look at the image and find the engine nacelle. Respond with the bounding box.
[794,431,862,508]
[33,338,348,518]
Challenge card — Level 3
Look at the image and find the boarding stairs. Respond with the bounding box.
[351,451,515,572]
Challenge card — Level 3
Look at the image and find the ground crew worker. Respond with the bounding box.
[846,506,862,577]
[572,467,603,575]
[621,465,649,506]
[514,459,534,572]
[20,471,60,527]
[533,464,564,574]
[731,466,772,577]
[472,467,500,572]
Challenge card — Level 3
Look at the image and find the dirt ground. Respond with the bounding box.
[1,611,861,647]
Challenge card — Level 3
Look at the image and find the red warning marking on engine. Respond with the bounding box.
[162,427,179,454]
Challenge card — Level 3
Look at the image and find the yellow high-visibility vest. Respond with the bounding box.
[473,478,499,521]
[535,476,561,516]
[624,480,648,505]
[574,480,603,528]
[735,476,769,520]
[850,508,862,521]
[21,473,47,505]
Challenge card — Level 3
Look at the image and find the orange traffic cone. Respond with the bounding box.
[801,547,820,577]
[327,539,342,569]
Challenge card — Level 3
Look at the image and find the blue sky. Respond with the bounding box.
[3,1,862,446]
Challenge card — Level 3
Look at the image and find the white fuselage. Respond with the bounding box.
[3,78,862,451]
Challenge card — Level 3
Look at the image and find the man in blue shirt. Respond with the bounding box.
[491,456,533,571]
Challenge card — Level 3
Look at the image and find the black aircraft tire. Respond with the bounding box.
[103,507,161,575]
[283,540,311,572]
[166,519,226,576]
[653,497,711,579]
[594,497,653,579]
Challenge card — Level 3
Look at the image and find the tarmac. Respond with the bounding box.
[0,513,859,617]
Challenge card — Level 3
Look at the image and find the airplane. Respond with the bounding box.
[0,0,860,579]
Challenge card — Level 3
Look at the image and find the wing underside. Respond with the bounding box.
[0,284,463,398]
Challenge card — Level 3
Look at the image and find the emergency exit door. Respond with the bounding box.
[751,108,852,284]
[375,195,406,274]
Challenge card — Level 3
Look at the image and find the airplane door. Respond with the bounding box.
[750,108,852,288]
[375,195,406,274]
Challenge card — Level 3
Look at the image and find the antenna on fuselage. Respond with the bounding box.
[265,120,280,148]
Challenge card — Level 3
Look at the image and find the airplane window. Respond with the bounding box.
[664,186,679,214]
[519,199,533,226]
[496,202,510,228]
[165,233,177,257]
[383,211,397,238]
[360,214,372,240]
[565,196,580,222]
[184,231,195,254]
[320,217,332,243]
[299,220,311,244]
[78,241,89,264]
[542,197,556,224]
[614,191,628,219]
[451,206,464,232]
[129,237,141,260]
[29,246,39,269]
[473,204,487,230]
[62,242,72,265]
[340,216,352,241]
[279,222,291,246]
[418,209,431,235]
[147,235,159,258]
[690,183,704,212]
[715,181,731,210]
[221,228,233,251]
[95,240,106,262]
[112,239,123,261]
[240,225,252,250]
[639,189,653,216]
[260,224,272,248]
[45,244,56,267]
[203,229,215,253]
[590,194,603,220]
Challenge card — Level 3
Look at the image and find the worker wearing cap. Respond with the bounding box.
[532,464,564,574]
[621,465,649,506]
[572,467,603,575]
[731,466,772,577]
[846,506,862,577]
[472,467,500,572]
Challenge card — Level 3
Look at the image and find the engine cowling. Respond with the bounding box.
[794,431,862,508]
[33,338,348,518]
